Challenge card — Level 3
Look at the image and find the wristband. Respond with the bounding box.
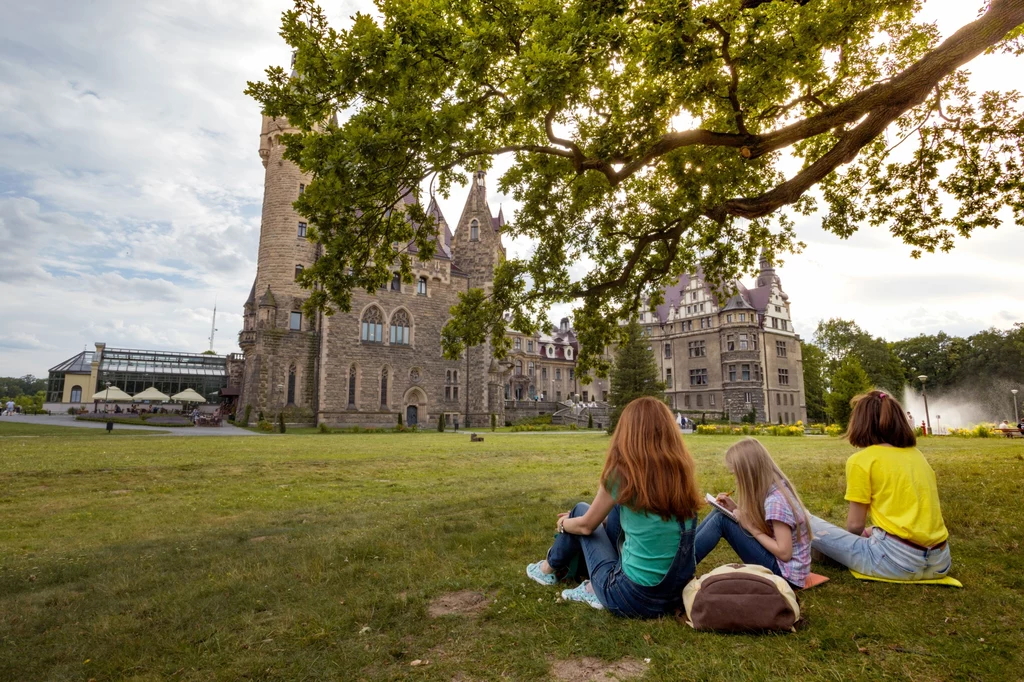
[558,517,565,534]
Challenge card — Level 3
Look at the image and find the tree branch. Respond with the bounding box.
[703,17,748,135]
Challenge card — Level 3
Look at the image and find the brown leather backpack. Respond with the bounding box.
[682,564,800,632]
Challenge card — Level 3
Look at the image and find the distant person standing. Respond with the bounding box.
[4,399,13,416]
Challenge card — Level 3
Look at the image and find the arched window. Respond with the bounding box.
[380,368,388,407]
[70,385,82,403]
[515,359,523,376]
[348,365,356,408]
[361,307,384,343]
[389,310,410,345]
[287,365,296,405]
[294,264,304,281]
[445,370,452,400]
[528,361,535,377]
[417,276,427,296]
[470,218,479,241]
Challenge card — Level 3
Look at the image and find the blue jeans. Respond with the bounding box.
[809,515,952,580]
[545,502,696,619]
[694,509,784,580]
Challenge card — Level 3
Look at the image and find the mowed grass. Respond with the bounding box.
[1,423,1022,681]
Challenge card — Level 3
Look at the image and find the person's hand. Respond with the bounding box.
[556,512,569,533]
[715,493,737,512]
[861,526,873,538]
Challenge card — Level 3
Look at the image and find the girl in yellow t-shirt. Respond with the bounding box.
[808,390,952,580]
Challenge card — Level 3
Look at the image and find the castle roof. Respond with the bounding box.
[259,286,277,307]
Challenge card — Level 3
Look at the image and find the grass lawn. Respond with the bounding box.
[0,422,168,437]
[0,426,1021,681]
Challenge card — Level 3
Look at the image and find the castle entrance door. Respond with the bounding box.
[406,404,418,427]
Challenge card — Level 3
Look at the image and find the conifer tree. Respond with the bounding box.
[828,357,873,429]
[608,320,666,433]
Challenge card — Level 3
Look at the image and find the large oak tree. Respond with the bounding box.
[248,0,1024,378]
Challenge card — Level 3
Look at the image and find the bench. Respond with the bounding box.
[994,428,1023,439]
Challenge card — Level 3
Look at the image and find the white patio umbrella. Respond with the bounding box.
[92,386,132,402]
[132,387,171,402]
[171,388,207,403]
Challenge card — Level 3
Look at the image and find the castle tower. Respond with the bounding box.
[450,170,507,426]
[238,110,320,419]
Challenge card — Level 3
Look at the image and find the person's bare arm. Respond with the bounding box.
[560,484,616,536]
[739,514,794,562]
[846,502,869,535]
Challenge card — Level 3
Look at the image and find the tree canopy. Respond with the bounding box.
[827,356,873,428]
[607,320,665,432]
[248,0,1024,375]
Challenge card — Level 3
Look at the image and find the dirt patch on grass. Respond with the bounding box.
[248,535,287,543]
[549,657,647,682]
[427,590,490,618]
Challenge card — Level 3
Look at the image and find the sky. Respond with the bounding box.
[0,0,1020,379]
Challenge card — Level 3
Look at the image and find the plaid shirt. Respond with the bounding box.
[764,484,811,587]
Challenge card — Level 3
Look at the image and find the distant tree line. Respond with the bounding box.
[0,375,48,401]
[802,321,1024,426]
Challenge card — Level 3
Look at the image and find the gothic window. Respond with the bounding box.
[688,340,706,357]
[727,334,735,351]
[776,340,787,357]
[744,392,753,404]
[726,314,733,323]
[391,272,401,291]
[294,264,304,281]
[289,311,302,331]
[348,366,356,408]
[380,368,388,407]
[739,313,746,322]
[739,334,749,351]
[778,368,790,386]
[287,365,296,405]
[470,218,479,241]
[514,337,521,350]
[689,369,708,386]
[742,364,751,381]
[298,222,307,238]
[299,183,305,195]
[390,310,411,345]
[664,343,672,359]
[417,276,427,296]
[361,307,384,343]
[665,368,673,389]
[728,364,736,382]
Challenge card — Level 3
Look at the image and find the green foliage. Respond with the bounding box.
[741,406,758,424]
[814,319,904,400]
[607,320,665,433]
[801,341,828,423]
[257,419,274,433]
[490,413,496,432]
[397,412,403,428]
[14,391,46,415]
[827,357,874,429]
[318,422,330,434]
[247,1,1024,375]
[278,413,287,434]
[0,375,47,399]
[587,412,593,429]
[512,414,553,427]
[437,413,445,433]
[241,405,252,427]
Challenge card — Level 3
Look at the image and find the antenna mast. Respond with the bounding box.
[208,298,219,353]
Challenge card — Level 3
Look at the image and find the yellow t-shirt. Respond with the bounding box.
[845,445,948,547]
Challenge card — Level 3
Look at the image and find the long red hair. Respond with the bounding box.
[601,397,703,520]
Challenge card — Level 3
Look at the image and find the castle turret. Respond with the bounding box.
[238,106,320,420]
[451,170,505,291]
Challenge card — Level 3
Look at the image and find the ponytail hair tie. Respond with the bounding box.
[879,392,888,399]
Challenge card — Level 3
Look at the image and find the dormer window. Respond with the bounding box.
[470,218,479,241]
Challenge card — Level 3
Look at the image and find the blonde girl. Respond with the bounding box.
[695,438,813,588]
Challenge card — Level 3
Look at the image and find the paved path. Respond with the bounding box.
[0,414,264,437]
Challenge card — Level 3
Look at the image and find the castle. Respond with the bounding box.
[238,113,807,427]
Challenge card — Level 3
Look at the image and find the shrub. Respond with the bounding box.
[258,410,265,422]
[825,424,843,437]
[397,412,403,428]
[278,413,286,433]
[587,412,594,429]
[256,419,273,432]
[241,404,252,427]
[491,413,497,431]
[973,424,992,438]
[318,422,330,434]
[437,413,445,432]
[67,407,76,415]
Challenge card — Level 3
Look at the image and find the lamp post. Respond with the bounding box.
[935,414,941,436]
[1012,389,1019,423]
[918,375,931,435]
